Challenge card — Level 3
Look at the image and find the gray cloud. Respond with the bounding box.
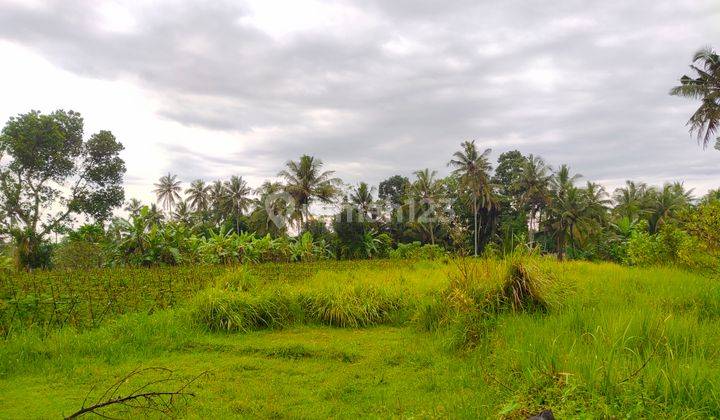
[0,0,718,193]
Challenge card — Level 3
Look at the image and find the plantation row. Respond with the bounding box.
[0,259,437,335]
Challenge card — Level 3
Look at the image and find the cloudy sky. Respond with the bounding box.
[0,0,718,204]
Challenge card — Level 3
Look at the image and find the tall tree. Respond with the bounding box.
[517,155,551,245]
[613,180,650,222]
[0,110,126,268]
[186,179,210,213]
[208,180,227,224]
[124,198,143,217]
[349,182,376,220]
[249,181,287,236]
[448,140,493,256]
[646,182,694,233]
[378,175,409,207]
[224,175,253,233]
[278,155,341,228]
[153,173,182,213]
[547,165,583,260]
[409,169,445,245]
[670,46,720,149]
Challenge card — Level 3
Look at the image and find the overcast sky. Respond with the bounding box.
[0,0,718,204]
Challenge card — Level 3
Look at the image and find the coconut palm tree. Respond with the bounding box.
[518,155,551,245]
[172,201,192,225]
[448,140,493,256]
[613,181,650,222]
[153,173,182,213]
[208,180,227,224]
[278,155,341,228]
[186,179,210,213]
[409,169,445,245]
[647,182,694,233]
[349,182,376,220]
[224,175,253,233]
[670,46,720,149]
[251,181,288,235]
[124,198,143,217]
[547,165,583,260]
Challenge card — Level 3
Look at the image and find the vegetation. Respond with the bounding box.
[0,45,717,418]
[1,258,719,418]
[670,46,720,149]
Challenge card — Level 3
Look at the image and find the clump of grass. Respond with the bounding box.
[498,257,557,312]
[191,280,410,331]
[191,287,300,332]
[299,283,406,327]
[418,256,562,349]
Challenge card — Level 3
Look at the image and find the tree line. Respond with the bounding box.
[0,46,717,269]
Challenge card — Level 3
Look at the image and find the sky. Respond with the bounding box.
[0,0,718,206]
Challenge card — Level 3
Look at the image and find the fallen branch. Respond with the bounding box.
[64,367,209,419]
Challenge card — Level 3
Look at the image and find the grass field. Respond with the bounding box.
[1,259,719,418]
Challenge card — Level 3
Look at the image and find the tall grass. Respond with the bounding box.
[2,258,719,416]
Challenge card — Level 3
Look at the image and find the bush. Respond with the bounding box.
[53,241,105,270]
[390,242,448,260]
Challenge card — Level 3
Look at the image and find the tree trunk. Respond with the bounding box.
[528,209,536,245]
[473,195,478,257]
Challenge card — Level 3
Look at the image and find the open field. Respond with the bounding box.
[1,259,719,418]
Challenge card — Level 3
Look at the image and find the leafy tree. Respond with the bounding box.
[0,110,125,268]
[448,140,494,256]
[378,175,409,207]
[493,150,527,208]
[670,46,720,149]
[278,155,341,228]
[153,173,182,213]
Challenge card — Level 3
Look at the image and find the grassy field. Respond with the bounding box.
[1,259,719,418]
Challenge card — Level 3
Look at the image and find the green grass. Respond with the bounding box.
[1,259,719,418]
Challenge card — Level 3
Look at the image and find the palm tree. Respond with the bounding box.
[251,181,288,234]
[613,181,650,222]
[172,201,192,225]
[551,164,582,200]
[124,198,143,217]
[186,179,210,213]
[208,180,227,224]
[278,155,341,228]
[547,165,583,260]
[670,46,720,149]
[224,175,253,233]
[647,182,694,233]
[518,155,551,245]
[448,140,493,256]
[153,173,182,213]
[349,182,376,220]
[410,169,445,245]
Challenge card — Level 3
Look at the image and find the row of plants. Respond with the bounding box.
[42,206,447,270]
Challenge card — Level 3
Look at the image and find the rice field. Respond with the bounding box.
[1,258,719,418]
